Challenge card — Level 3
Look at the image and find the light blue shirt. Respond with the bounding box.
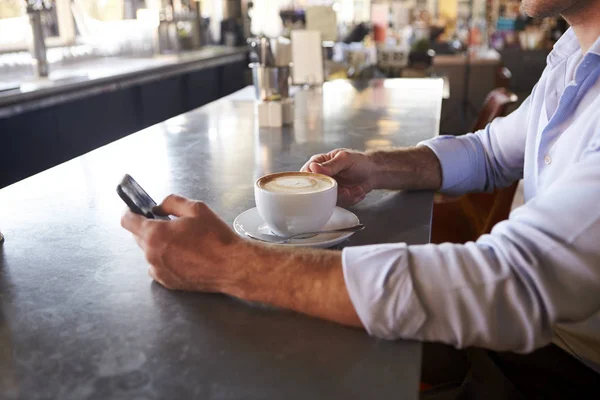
[342,28,600,372]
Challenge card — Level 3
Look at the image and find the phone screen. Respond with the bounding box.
[117,174,170,220]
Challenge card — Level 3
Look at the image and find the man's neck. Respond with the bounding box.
[562,0,600,53]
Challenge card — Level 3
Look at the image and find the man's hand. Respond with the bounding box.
[303,147,443,198]
[301,149,376,207]
[120,194,363,328]
[120,194,246,293]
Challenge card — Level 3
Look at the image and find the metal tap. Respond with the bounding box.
[26,0,52,78]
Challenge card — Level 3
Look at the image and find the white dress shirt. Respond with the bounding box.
[342,29,600,372]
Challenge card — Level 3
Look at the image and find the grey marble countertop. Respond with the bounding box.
[0,46,247,118]
[0,78,443,400]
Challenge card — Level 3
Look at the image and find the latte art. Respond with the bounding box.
[258,173,335,194]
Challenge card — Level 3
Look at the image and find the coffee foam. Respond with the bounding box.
[258,173,334,194]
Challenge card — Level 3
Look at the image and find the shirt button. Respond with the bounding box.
[544,155,552,165]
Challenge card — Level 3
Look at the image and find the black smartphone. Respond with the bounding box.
[116,174,170,220]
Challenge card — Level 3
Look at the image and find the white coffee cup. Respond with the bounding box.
[255,172,338,237]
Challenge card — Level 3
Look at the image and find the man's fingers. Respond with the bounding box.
[308,161,330,175]
[300,158,314,172]
[121,210,148,236]
[300,161,314,172]
[338,195,364,207]
[148,266,174,290]
[152,206,169,217]
[349,185,366,198]
[133,234,146,251]
[316,151,353,176]
[351,192,367,206]
[148,266,182,290]
[300,153,329,172]
[156,194,203,218]
[337,185,366,207]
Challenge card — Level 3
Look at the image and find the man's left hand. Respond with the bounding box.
[120,194,246,292]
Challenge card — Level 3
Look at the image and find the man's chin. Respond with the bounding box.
[526,12,555,18]
[522,7,561,18]
[521,0,575,18]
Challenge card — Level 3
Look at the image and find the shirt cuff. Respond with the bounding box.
[418,135,483,194]
[342,244,427,340]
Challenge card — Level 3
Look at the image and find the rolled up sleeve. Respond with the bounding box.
[418,92,533,195]
[341,150,600,353]
[419,134,488,195]
[342,244,427,339]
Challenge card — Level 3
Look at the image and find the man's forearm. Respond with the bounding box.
[368,146,442,191]
[224,242,364,328]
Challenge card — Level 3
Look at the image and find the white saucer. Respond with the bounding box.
[233,207,360,248]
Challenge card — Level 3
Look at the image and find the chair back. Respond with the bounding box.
[467,87,519,236]
[471,87,519,132]
[432,87,519,244]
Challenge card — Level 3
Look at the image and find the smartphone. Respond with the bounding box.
[117,174,170,220]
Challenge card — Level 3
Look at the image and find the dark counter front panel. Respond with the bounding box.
[0,60,248,189]
[0,107,60,186]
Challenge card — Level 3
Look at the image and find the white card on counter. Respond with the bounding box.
[291,30,324,85]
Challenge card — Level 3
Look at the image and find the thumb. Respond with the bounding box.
[155,194,198,218]
[311,152,353,176]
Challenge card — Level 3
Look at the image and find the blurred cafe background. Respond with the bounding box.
[0,0,568,189]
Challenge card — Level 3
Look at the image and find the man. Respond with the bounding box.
[122,0,600,397]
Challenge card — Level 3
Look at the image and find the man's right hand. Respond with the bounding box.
[301,146,443,205]
[301,149,376,207]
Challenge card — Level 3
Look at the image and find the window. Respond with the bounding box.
[0,1,28,51]
[0,0,25,19]
[0,0,75,52]
[0,0,224,53]
[77,0,148,21]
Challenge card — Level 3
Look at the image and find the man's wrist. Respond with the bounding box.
[366,146,442,191]
[366,148,407,190]
[219,241,289,303]
[217,239,256,298]
[364,150,381,190]
[218,241,363,328]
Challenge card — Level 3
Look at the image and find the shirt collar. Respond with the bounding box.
[588,34,600,57]
[547,28,581,69]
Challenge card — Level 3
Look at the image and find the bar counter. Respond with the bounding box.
[0,78,443,399]
[0,46,248,117]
